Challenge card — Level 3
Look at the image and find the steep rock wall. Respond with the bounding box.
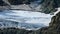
[39,12,60,34]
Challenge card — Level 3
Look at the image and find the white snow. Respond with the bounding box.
[54,8,60,16]
[0,10,52,26]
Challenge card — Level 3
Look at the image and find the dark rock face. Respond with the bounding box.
[0,0,60,14]
[0,0,36,5]
[37,0,60,14]
[39,12,60,34]
[8,0,23,5]
[54,0,60,8]
[8,0,60,14]
[8,0,35,5]
[0,27,34,34]
[0,0,8,6]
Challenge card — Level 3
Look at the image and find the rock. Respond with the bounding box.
[40,0,56,14]
[0,0,8,6]
[38,12,60,34]
[0,0,60,14]
[0,27,35,34]
[8,0,35,5]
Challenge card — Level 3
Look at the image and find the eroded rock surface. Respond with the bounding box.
[0,0,60,14]
[38,12,60,34]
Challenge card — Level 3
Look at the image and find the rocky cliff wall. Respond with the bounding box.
[0,0,60,14]
[38,12,60,34]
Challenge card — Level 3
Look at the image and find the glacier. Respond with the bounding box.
[0,10,53,30]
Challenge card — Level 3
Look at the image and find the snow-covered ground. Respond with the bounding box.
[0,10,52,25]
[0,10,52,30]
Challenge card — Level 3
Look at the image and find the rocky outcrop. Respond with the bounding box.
[39,12,60,34]
[0,0,60,14]
[0,0,36,5]
[0,27,32,34]
[8,0,32,5]
[40,0,60,14]
[0,0,8,6]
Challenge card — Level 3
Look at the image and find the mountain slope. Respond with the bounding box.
[0,0,60,14]
[38,11,60,34]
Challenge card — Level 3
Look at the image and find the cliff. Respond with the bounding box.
[40,0,60,14]
[0,0,60,14]
[38,12,60,34]
[0,27,32,34]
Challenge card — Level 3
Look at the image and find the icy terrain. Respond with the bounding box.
[0,10,52,30]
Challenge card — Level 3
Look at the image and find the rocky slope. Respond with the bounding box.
[38,12,60,34]
[0,27,32,34]
[40,0,60,14]
[0,0,60,14]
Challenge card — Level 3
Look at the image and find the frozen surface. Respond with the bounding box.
[0,10,53,30]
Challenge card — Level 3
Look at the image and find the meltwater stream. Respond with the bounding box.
[0,10,52,30]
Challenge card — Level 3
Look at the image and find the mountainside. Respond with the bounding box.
[0,27,31,34]
[38,12,60,34]
[0,0,60,14]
